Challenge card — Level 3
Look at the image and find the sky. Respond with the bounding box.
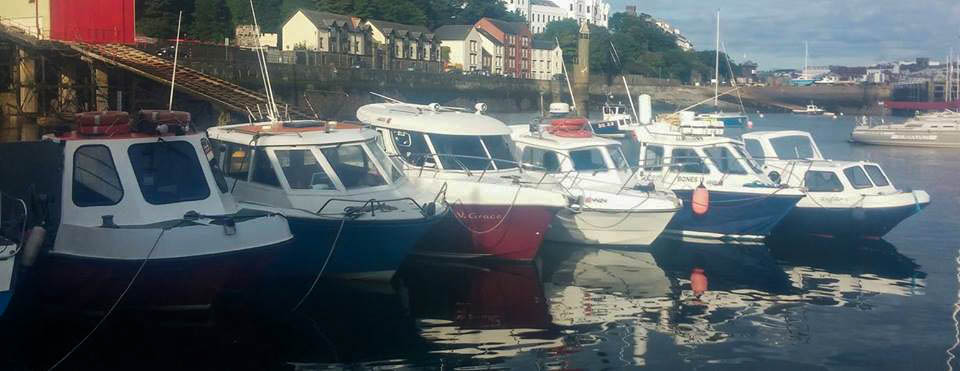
[610,0,960,70]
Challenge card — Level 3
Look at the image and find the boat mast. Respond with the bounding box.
[803,41,808,79]
[714,10,720,109]
[168,11,182,110]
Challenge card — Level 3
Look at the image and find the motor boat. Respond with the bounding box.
[792,103,827,115]
[742,130,930,238]
[510,116,681,246]
[593,101,637,135]
[619,112,806,243]
[207,120,447,281]
[851,113,960,148]
[0,110,294,314]
[696,111,749,128]
[356,101,569,261]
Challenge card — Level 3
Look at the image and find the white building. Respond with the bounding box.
[652,19,693,51]
[531,39,562,80]
[504,0,610,30]
[476,28,505,75]
[434,25,485,71]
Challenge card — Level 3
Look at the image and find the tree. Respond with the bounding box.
[537,20,615,77]
[136,0,179,38]
[191,0,233,41]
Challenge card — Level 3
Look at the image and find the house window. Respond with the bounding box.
[470,40,477,53]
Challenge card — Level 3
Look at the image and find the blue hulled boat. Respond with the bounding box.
[208,120,447,280]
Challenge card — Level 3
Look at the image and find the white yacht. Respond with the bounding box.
[0,110,293,314]
[621,112,806,243]
[851,113,960,148]
[742,130,931,238]
[357,101,569,261]
[510,117,681,246]
[207,120,447,280]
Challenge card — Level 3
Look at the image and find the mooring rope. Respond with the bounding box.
[291,217,347,312]
[946,247,960,371]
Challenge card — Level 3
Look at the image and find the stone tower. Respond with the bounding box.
[573,20,590,116]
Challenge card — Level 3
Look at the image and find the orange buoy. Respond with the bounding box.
[690,267,708,298]
[691,183,709,216]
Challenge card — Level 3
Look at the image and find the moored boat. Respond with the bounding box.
[357,101,569,261]
[742,130,931,239]
[851,114,960,148]
[511,116,682,246]
[0,110,294,313]
[207,120,447,281]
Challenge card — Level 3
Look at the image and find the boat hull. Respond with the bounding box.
[546,209,676,246]
[277,213,443,280]
[665,190,803,242]
[773,203,928,239]
[17,240,288,313]
[851,129,960,148]
[414,204,559,261]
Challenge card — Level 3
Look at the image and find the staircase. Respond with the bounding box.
[69,43,310,119]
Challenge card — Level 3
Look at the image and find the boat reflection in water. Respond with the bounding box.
[398,258,561,364]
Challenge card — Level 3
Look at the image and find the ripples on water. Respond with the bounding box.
[0,114,957,370]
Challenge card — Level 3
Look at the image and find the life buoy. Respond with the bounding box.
[75,111,132,136]
[691,183,709,216]
[548,118,592,138]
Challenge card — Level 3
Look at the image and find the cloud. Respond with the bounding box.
[610,0,960,69]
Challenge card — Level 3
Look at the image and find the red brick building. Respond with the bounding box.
[474,18,532,79]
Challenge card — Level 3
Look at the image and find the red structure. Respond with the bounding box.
[882,100,960,111]
[49,0,135,44]
[475,18,532,79]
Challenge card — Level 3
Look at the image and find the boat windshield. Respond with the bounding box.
[570,147,608,171]
[703,145,747,174]
[843,166,874,189]
[320,144,389,190]
[274,149,336,190]
[804,170,844,192]
[770,135,816,159]
[128,141,211,205]
[368,141,405,182]
[429,134,518,171]
[863,164,890,187]
[607,145,630,170]
[732,144,763,174]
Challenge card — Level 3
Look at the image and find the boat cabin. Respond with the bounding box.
[356,103,520,175]
[741,130,825,165]
[206,121,408,211]
[511,119,632,187]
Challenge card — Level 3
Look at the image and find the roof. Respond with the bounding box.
[356,103,512,136]
[433,25,475,40]
[480,18,530,35]
[207,121,377,147]
[510,125,618,150]
[532,39,557,50]
[366,19,432,38]
[741,130,814,141]
[296,9,357,30]
[531,0,561,7]
[475,28,502,45]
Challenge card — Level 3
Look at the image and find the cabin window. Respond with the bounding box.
[863,165,890,187]
[128,141,211,205]
[607,145,629,170]
[73,145,124,207]
[225,143,252,180]
[643,145,664,171]
[733,145,763,174]
[570,148,606,171]
[204,138,229,193]
[770,136,815,159]
[482,136,519,170]
[670,148,708,174]
[392,130,431,166]
[429,134,491,171]
[703,146,747,175]
[521,147,561,172]
[251,149,281,187]
[321,145,388,189]
[804,171,844,192]
[843,166,873,189]
[368,142,404,182]
[274,149,335,190]
[743,138,765,165]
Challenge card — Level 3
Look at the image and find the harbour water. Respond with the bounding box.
[0,113,957,370]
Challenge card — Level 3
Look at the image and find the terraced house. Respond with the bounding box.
[475,18,532,79]
[281,9,370,55]
[363,19,440,72]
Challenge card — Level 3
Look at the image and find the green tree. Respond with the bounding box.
[191,0,233,41]
[537,20,615,77]
[136,0,179,38]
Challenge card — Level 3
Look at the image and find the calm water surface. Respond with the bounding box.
[1,114,958,370]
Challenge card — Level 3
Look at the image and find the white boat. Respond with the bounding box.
[792,103,826,115]
[592,102,637,135]
[510,117,681,246]
[742,130,931,238]
[621,112,806,243]
[357,101,569,261]
[207,120,448,281]
[851,113,960,148]
[0,110,293,313]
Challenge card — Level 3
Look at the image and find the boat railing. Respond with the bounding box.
[0,191,28,256]
[395,152,529,183]
[314,196,437,219]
